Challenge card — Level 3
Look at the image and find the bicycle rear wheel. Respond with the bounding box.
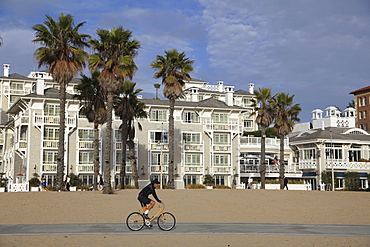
[126,212,145,231]
[157,212,176,231]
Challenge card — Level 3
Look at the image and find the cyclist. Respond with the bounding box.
[138,179,162,219]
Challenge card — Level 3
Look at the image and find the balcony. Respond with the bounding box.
[240,164,279,173]
[184,166,203,173]
[150,143,169,151]
[213,145,230,152]
[213,166,231,173]
[79,141,94,149]
[183,143,203,152]
[43,140,59,148]
[240,136,288,148]
[42,164,57,172]
[150,165,168,173]
[115,165,132,173]
[34,115,76,126]
[204,120,240,132]
[78,165,94,172]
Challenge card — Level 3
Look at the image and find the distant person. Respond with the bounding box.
[98,174,104,190]
[284,177,288,190]
[41,178,47,191]
[138,179,162,219]
[65,175,71,191]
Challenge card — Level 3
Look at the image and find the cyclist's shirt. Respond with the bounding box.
[138,183,160,202]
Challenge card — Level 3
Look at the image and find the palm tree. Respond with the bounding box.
[127,101,147,188]
[32,13,90,191]
[271,93,301,189]
[250,88,274,189]
[154,83,161,99]
[89,27,140,194]
[151,49,194,189]
[114,81,142,189]
[75,71,107,190]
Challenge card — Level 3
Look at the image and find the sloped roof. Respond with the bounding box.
[290,127,370,144]
[234,89,252,96]
[350,85,370,94]
[140,98,245,110]
[0,73,33,80]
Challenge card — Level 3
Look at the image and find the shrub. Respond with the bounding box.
[214,185,231,189]
[124,184,136,189]
[29,177,41,187]
[185,184,205,189]
[69,173,82,186]
[203,174,215,186]
[345,172,361,191]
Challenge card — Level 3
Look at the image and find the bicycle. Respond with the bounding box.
[126,202,176,231]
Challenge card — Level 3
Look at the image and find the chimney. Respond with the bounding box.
[217,81,224,92]
[224,86,234,106]
[3,64,10,77]
[248,83,254,94]
[36,79,44,95]
[190,88,199,102]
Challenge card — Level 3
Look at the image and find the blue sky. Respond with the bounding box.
[1,0,370,122]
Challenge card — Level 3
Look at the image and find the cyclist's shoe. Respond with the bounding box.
[143,213,149,219]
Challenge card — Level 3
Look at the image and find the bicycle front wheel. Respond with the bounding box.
[157,212,176,231]
[126,212,145,231]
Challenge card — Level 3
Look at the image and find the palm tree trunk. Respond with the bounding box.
[260,127,266,189]
[168,98,175,189]
[128,139,139,188]
[103,92,113,194]
[279,135,285,190]
[120,119,128,189]
[93,122,100,190]
[56,82,66,191]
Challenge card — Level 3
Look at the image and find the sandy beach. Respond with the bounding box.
[0,189,369,246]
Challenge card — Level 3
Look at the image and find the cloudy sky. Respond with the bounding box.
[0,0,369,122]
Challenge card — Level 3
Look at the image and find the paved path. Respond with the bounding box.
[1,223,369,237]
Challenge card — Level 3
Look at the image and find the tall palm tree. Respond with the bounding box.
[151,49,194,189]
[89,27,140,194]
[271,93,301,189]
[250,88,274,189]
[75,71,107,190]
[154,83,161,99]
[32,13,90,191]
[127,101,147,188]
[114,81,142,189]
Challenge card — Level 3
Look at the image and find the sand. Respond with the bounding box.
[0,189,369,246]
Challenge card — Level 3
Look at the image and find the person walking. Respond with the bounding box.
[65,175,71,191]
[284,176,288,190]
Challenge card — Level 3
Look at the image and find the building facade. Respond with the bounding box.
[350,85,370,130]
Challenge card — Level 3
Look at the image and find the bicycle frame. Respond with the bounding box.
[140,202,165,222]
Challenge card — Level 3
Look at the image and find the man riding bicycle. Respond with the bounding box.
[138,179,162,219]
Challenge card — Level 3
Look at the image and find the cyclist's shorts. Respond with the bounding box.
[138,195,151,206]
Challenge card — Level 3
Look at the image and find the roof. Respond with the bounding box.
[349,85,370,94]
[289,127,370,144]
[140,98,246,110]
[0,73,34,80]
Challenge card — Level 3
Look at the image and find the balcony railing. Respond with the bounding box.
[79,141,94,149]
[42,164,57,172]
[240,136,288,147]
[78,165,94,172]
[184,166,203,172]
[183,143,203,151]
[150,165,168,173]
[213,166,231,173]
[213,145,230,151]
[204,120,240,132]
[115,165,132,172]
[149,143,169,151]
[43,140,59,148]
[34,115,76,126]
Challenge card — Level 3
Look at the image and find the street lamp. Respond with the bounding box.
[330,130,334,191]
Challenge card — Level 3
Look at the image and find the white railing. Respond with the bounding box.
[34,115,76,126]
[42,164,57,172]
[43,140,59,148]
[204,120,240,132]
[78,165,94,172]
[240,136,288,147]
[149,142,169,151]
[213,166,231,173]
[150,165,168,173]
[183,143,203,152]
[79,141,94,149]
[115,165,132,172]
[213,145,230,151]
[184,166,203,172]
[299,160,370,170]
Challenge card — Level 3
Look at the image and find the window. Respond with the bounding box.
[215,175,226,185]
[363,111,367,119]
[182,111,200,123]
[214,154,229,166]
[150,131,168,143]
[44,104,60,116]
[78,129,95,141]
[151,153,168,166]
[149,109,167,122]
[212,113,228,123]
[116,151,129,164]
[79,152,93,164]
[10,82,24,92]
[243,120,253,128]
[43,151,58,164]
[44,128,59,140]
[325,144,342,160]
[183,175,200,185]
[242,98,252,107]
[214,133,229,145]
[182,133,201,144]
[185,154,201,166]
[10,95,20,105]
